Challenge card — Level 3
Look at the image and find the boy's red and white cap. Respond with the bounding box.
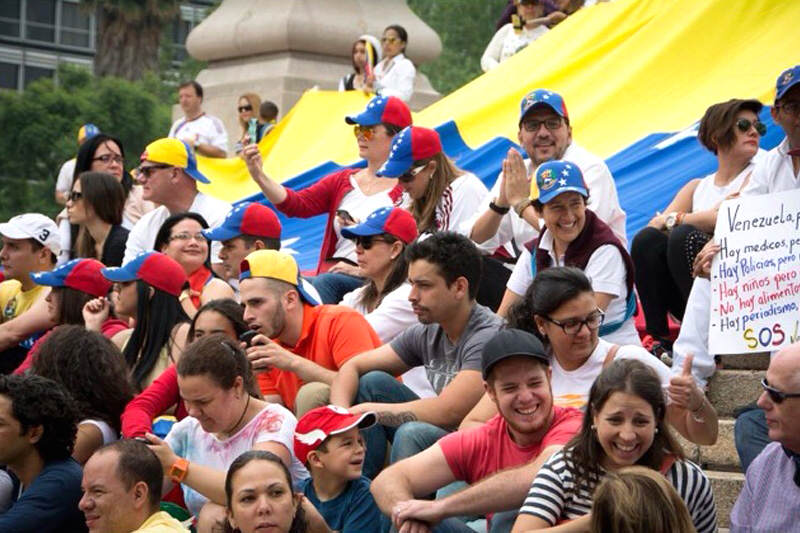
[293,405,377,464]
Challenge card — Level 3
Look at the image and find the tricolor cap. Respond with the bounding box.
[535,160,589,204]
[0,213,61,256]
[239,250,319,306]
[376,126,442,178]
[140,138,210,184]
[776,65,800,101]
[341,206,418,244]
[519,89,569,124]
[344,95,412,128]
[31,258,111,298]
[481,329,549,380]
[101,252,187,297]
[78,123,100,144]
[203,202,282,242]
[294,405,377,464]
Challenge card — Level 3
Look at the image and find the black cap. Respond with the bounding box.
[481,328,549,380]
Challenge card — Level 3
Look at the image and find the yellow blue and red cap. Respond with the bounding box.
[344,95,412,128]
[78,123,100,144]
[239,250,319,306]
[519,89,569,124]
[377,126,442,178]
[31,258,111,298]
[204,202,282,242]
[140,138,210,184]
[535,160,589,204]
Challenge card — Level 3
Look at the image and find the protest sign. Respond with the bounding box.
[709,188,800,354]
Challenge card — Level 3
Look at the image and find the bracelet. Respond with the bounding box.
[513,198,533,218]
[689,398,705,422]
[168,457,190,483]
[489,199,510,215]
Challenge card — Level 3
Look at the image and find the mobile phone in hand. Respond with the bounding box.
[248,118,258,144]
[240,330,258,348]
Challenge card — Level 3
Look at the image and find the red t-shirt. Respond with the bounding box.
[439,406,582,484]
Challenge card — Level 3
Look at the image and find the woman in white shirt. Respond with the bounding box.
[481,0,550,72]
[367,25,416,103]
[631,98,765,347]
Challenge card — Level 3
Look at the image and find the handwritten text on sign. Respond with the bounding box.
[709,188,800,354]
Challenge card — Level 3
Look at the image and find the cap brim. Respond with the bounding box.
[203,225,240,242]
[0,222,31,240]
[298,277,320,306]
[100,265,138,283]
[331,411,378,435]
[376,159,412,178]
[482,352,550,379]
[29,270,62,287]
[340,221,386,240]
[186,167,211,184]
[539,186,589,204]
[519,102,566,124]
[344,111,380,126]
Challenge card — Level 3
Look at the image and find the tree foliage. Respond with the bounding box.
[408,0,509,95]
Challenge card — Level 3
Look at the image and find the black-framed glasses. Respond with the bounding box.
[776,101,800,116]
[67,191,83,202]
[736,118,767,136]
[137,164,172,179]
[543,309,604,335]
[399,165,427,183]
[238,105,253,113]
[761,378,800,404]
[93,154,124,164]
[381,37,400,44]
[354,235,391,250]
[521,117,563,132]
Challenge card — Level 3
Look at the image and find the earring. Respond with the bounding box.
[590,424,596,431]
[655,428,659,434]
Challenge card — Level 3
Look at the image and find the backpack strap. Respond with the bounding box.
[602,344,621,368]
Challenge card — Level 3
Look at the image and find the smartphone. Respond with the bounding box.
[336,209,357,226]
[240,330,258,348]
[248,118,258,144]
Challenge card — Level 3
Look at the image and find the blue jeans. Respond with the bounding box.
[358,371,449,479]
[734,405,770,472]
[310,272,364,303]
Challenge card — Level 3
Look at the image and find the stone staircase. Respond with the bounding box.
[675,352,769,531]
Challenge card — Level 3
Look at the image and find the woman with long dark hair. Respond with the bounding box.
[512,359,716,533]
[339,35,382,92]
[66,171,128,266]
[154,212,234,318]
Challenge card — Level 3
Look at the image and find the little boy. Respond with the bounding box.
[294,405,381,532]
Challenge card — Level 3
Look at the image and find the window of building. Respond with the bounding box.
[60,1,91,48]
[24,65,54,87]
[25,0,56,43]
[0,0,22,38]
[0,62,20,90]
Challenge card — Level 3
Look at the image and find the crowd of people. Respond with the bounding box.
[0,4,798,531]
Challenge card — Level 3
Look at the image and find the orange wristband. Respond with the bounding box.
[168,457,190,483]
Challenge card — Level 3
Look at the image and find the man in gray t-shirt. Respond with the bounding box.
[330,233,503,479]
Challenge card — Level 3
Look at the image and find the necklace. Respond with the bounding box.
[223,394,251,438]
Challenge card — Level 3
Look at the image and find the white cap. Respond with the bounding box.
[0,214,61,255]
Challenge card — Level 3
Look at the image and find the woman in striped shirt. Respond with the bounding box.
[512,359,717,533]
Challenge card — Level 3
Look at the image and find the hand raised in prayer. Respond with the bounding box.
[502,148,531,207]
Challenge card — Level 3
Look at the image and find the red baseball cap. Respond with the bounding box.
[344,96,412,128]
[101,252,187,297]
[376,126,442,178]
[293,405,377,464]
[203,202,282,241]
[30,258,112,298]
[340,206,418,244]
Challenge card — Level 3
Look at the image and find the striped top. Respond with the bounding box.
[519,449,717,533]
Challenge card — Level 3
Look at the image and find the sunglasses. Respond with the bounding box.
[543,309,605,335]
[522,117,564,132]
[137,164,172,179]
[736,118,767,136]
[381,37,400,44]
[399,165,427,183]
[353,125,376,141]
[93,153,124,165]
[354,235,391,250]
[238,105,253,113]
[67,191,83,202]
[761,378,800,404]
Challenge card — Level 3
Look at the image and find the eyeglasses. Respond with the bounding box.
[93,154,124,165]
[761,378,800,404]
[169,232,207,243]
[137,164,172,179]
[543,309,604,335]
[354,235,391,250]
[381,37,400,44]
[518,0,539,5]
[399,165,427,183]
[522,117,563,132]
[776,101,800,116]
[736,118,767,136]
[353,125,376,141]
[238,105,253,113]
[67,191,83,202]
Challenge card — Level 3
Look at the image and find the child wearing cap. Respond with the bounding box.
[242,95,412,303]
[294,405,381,532]
[376,126,488,235]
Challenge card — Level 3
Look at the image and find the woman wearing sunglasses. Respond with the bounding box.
[631,99,765,350]
[242,95,412,304]
[154,212,234,318]
[461,267,717,447]
[364,24,416,103]
[377,126,488,235]
[234,92,262,154]
[511,358,717,533]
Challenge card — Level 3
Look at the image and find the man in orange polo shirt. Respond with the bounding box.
[239,249,381,415]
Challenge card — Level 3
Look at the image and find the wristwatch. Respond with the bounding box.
[489,198,510,215]
[665,212,678,231]
[168,457,190,483]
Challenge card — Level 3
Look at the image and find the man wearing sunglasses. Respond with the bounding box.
[731,343,800,532]
[168,80,228,158]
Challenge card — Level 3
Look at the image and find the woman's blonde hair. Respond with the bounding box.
[409,151,463,233]
[590,466,696,533]
[237,92,262,132]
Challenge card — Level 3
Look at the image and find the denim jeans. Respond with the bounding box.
[358,371,449,479]
[310,272,364,303]
[734,405,770,472]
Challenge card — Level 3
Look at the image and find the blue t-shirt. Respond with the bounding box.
[301,476,381,532]
[0,458,87,533]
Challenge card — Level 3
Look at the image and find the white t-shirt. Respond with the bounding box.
[332,178,397,262]
[742,138,800,196]
[55,158,76,195]
[165,403,308,516]
[123,192,231,264]
[507,234,640,346]
[168,113,229,154]
[481,23,549,72]
[551,338,672,410]
[80,419,118,445]
[374,53,416,103]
